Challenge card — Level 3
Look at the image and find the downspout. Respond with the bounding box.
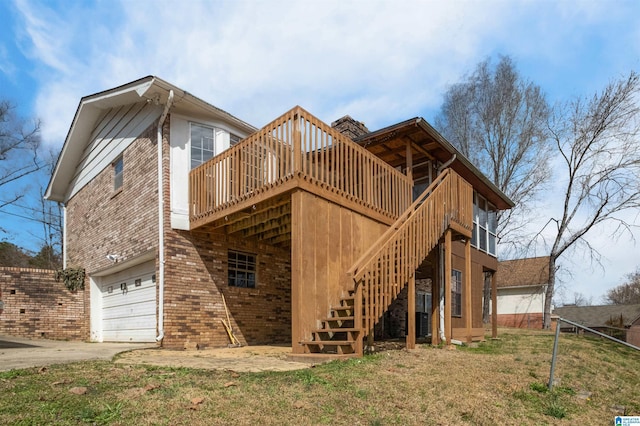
[156,90,174,342]
[437,154,456,175]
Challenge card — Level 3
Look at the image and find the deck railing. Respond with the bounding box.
[189,106,413,226]
[347,168,473,338]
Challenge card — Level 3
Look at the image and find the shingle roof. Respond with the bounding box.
[553,304,640,328]
[497,257,550,288]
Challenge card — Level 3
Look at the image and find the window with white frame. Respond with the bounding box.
[452,269,462,317]
[190,123,216,169]
[471,192,497,257]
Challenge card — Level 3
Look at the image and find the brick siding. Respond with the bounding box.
[0,267,86,340]
[495,312,544,329]
[163,229,291,349]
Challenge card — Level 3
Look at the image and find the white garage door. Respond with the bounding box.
[101,262,156,342]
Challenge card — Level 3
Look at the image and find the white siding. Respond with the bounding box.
[169,113,249,230]
[65,102,163,201]
[497,286,545,315]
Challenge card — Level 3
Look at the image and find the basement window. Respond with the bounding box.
[452,270,462,317]
[228,250,256,288]
[113,156,124,191]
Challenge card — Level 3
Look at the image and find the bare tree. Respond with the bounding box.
[0,99,42,229]
[436,55,552,253]
[539,71,640,328]
[604,268,640,304]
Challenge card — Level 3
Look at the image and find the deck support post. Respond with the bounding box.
[491,271,498,339]
[354,282,364,356]
[407,274,416,349]
[444,229,452,346]
[464,238,472,343]
[290,190,304,354]
[431,248,441,346]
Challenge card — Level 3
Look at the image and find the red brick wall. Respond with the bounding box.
[495,312,544,329]
[163,229,291,349]
[0,267,86,340]
[66,125,159,274]
[65,125,160,339]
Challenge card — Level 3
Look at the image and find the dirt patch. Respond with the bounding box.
[115,345,314,372]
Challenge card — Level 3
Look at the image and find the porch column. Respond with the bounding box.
[491,271,498,338]
[406,141,413,181]
[464,238,472,343]
[407,274,416,349]
[444,229,452,346]
[431,248,440,346]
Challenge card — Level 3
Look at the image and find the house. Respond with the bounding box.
[45,76,513,357]
[553,304,640,346]
[494,257,550,329]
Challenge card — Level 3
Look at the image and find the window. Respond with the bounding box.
[451,270,462,317]
[228,250,256,288]
[190,123,215,169]
[230,133,242,146]
[113,156,124,191]
[471,192,497,256]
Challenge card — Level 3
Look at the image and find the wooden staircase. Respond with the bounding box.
[300,291,360,356]
[300,168,473,358]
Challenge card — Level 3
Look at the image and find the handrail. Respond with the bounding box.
[189,106,412,225]
[349,168,473,339]
[348,168,451,281]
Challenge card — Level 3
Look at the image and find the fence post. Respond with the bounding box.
[548,317,561,391]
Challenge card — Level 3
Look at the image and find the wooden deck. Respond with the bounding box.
[189,106,413,235]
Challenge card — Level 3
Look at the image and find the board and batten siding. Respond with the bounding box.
[64,101,163,202]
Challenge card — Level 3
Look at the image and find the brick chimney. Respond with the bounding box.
[331,115,369,140]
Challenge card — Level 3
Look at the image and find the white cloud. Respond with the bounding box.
[0,44,17,79]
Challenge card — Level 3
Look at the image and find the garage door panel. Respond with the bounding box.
[100,261,156,342]
[102,288,156,308]
[102,329,158,342]
[102,303,156,320]
[103,315,157,331]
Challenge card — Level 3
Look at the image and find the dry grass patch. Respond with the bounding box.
[0,329,638,425]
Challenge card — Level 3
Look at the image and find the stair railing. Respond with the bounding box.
[347,168,473,345]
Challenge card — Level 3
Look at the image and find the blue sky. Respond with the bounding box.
[1,0,639,302]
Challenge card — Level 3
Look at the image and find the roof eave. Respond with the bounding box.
[355,118,515,210]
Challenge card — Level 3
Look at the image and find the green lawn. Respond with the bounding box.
[1,329,638,425]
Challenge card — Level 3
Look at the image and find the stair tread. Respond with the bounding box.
[301,340,356,345]
[315,327,360,332]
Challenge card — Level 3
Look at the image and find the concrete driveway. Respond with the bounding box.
[0,334,154,372]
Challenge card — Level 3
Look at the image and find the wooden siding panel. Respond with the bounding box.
[290,191,387,351]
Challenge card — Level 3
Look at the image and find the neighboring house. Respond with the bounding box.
[495,257,550,329]
[553,304,640,346]
[45,76,513,358]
